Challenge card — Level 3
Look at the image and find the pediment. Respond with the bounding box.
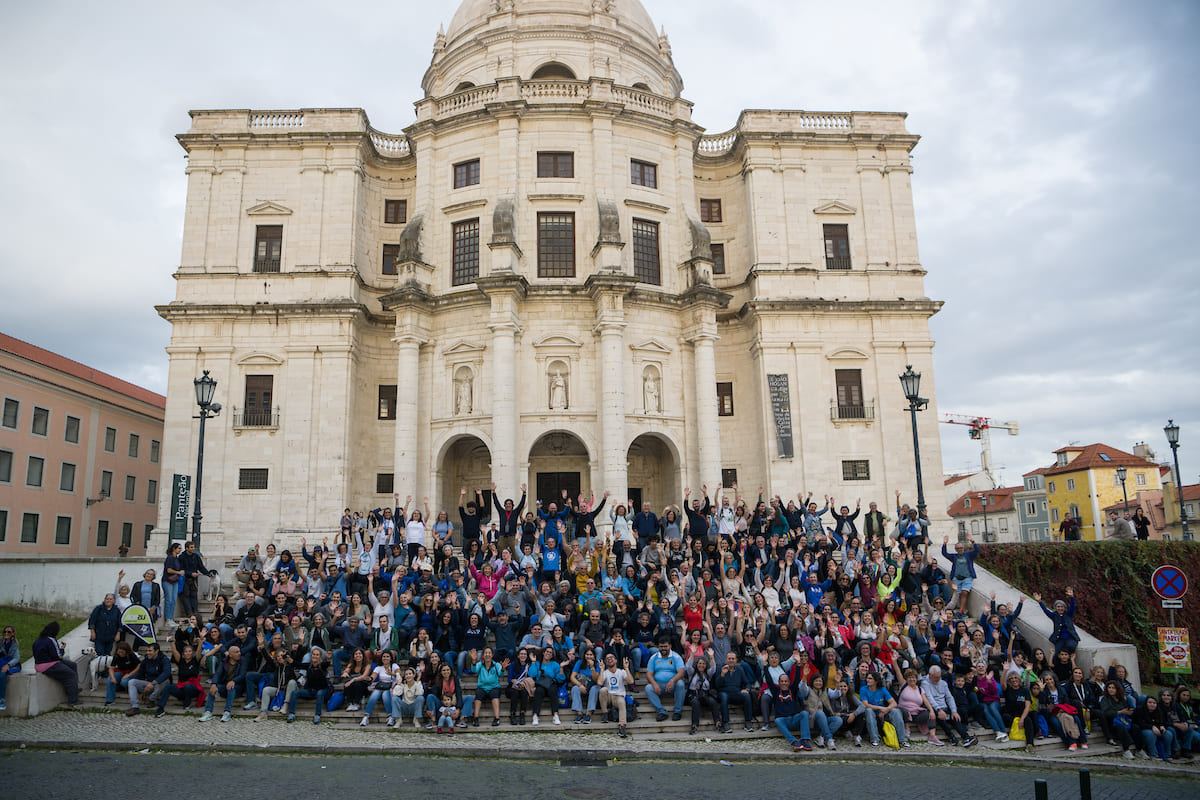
[826,347,869,360]
[533,334,582,349]
[441,340,487,356]
[247,201,293,216]
[813,201,857,215]
[630,339,672,355]
[236,351,285,366]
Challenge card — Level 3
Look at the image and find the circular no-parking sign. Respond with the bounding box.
[1152,565,1188,600]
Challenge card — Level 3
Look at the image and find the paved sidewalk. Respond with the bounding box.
[1,711,1197,777]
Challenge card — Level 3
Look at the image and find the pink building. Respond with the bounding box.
[0,333,165,556]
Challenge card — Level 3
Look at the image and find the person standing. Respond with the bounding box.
[1132,508,1152,541]
[1059,513,1081,542]
[162,543,185,621]
[87,593,123,657]
[179,540,217,618]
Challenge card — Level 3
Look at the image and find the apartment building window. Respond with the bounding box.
[632,218,661,284]
[835,369,865,419]
[384,199,407,225]
[0,449,10,483]
[999,518,1009,534]
[1047,480,1056,494]
[1026,501,1037,516]
[630,159,657,188]
[124,475,136,502]
[537,152,574,178]
[1066,478,1076,491]
[453,159,481,188]
[721,468,739,487]
[96,520,109,548]
[144,524,154,547]
[26,456,44,487]
[451,219,480,286]
[254,225,283,272]
[147,479,158,504]
[537,212,575,278]
[382,244,400,275]
[1051,507,1060,523]
[1,398,17,429]
[121,522,133,548]
[55,516,71,546]
[239,469,269,490]
[65,415,80,444]
[100,470,113,497]
[1069,503,1081,520]
[0,509,7,542]
[700,199,722,223]
[716,382,734,416]
[378,385,397,420]
[104,426,117,453]
[243,375,274,427]
[21,513,39,543]
[59,462,76,492]
[1136,472,1147,486]
[128,433,139,458]
[823,224,851,270]
[711,243,725,275]
[957,521,968,542]
[31,406,49,436]
[150,439,160,463]
[842,459,871,481]
[376,473,394,494]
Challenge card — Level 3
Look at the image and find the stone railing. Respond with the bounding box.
[436,84,499,116]
[697,129,738,155]
[521,79,591,102]
[612,85,673,116]
[369,128,411,157]
[249,111,305,129]
[796,112,852,130]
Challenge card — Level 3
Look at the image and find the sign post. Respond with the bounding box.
[169,474,191,541]
[1152,564,1188,627]
[121,605,157,646]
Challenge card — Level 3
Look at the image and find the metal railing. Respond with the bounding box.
[233,407,280,428]
[830,400,875,421]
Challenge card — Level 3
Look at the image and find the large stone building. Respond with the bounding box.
[154,0,946,553]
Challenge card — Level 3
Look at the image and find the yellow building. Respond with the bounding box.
[1043,444,1161,541]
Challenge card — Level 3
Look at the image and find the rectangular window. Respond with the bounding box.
[1026,501,1037,516]
[1051,507,1060,523]
[710,243,725,275]
[835,369,865,418]
[537,212,576,278]
[128,433,139,459]
[1,398,17,429]
[841,459,871,481]
[55,516,71,546]
[384,199,407,225]
[238,468,269,490]
[716,382,734,416]
[1066,478,1076,491]
[121,522,133,548]
[243,375,274,426]
[101,470,113,497]
[823,223,851,270]
[378,385,397,420]
[254,225,283,272]
[453,159,481,188]
[1047,480,1056,495]
[1135,472,1147,486]
[382,243,400,275]
[150,439,160,464]
[957,521,968,542]
[0,449,10,483]
[537,152,574,178]
[104,426,117,453]
[1069,503,1081,520]
[376,473,395,494]
[124,474,136,502]
[632,218,661,285]
[59,462,76,492]
[21,512,39,543]
[145,524,154,547]
[721,468,738,487]
[65,415,81,444]
[630,159,657,188]
[31,406,49,436]
[26,456,44,487]
[147,479,158,504]
[0,509,6,542]
[96,519,109,548]
[700,199,722,223]
[451,218,480,286]
[999,518,1009,532]
[971,520,980,535]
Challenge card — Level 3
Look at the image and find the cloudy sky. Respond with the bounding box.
[2,0,1197,488]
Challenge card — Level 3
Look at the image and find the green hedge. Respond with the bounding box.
[977,542,1198,683]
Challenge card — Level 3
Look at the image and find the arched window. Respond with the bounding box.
[454,81,476,92]
[531,63,576,80]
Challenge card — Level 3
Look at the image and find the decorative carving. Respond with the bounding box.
[454,366,474,415]
[549,368,569,410]
[643,372,661,414]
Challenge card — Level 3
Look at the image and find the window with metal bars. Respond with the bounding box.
[454,159,480,188]
[835,369,865,418]
[842,460,870,481]
[537,213,575,277]
[452,219,480,285]
[537,152,574,178]
[384,199,407,225]
[376,473,394,494]
[711,243,725,275]
[700,199,722,223]
[254,225,283,272]
[631,159,657,188]
[239,468,269,490]
[632,218,661,284]
[243,375,274,426]
[823,224,851,269]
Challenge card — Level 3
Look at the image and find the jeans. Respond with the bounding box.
[396,699,421,721]
[157,683,200,711]
[105,671,133,704]
[1138,727,1176,757]
[426,694,473,718]
[94,639,115,657]
[365,689,394,717]
[205,683,242,713]
[719,690,754,725]
[163,581,179,620]
[865,708,906,743]
[645,681,686,714]
[570,685,599,713]
[331,649,354,677]
[775,711,811,744]
[812,710,843,740]
[244,672,270,703]
[127,678,165,708]
[0,668,8,702]
[287,687,328,716]
[979,700,1005,733]
[691,693,720,727]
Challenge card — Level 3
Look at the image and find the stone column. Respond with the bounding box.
[488,321,519,494]
[691,332,721,487]
[393,335,422,500]
[596,321,628,503]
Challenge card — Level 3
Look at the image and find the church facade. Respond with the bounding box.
[154,0,946,553]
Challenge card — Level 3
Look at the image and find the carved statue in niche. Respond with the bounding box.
[643,372,661,414]
[454,370,473,416]
[549,369,568,410]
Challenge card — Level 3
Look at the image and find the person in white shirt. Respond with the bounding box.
[598,652,634,738]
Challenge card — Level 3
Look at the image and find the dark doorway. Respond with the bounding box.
[628,487,643,513]
[537,472,581,511]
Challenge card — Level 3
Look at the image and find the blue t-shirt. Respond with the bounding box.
[139,582,154,608]
[861,685,893,708]
[646,651,684,684]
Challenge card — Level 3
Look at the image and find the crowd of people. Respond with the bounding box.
[4,484,1195,760]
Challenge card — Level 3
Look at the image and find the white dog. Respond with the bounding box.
[78,649,112,691]
[205,572,222,603]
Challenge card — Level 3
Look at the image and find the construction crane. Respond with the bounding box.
[939,414,1019,488]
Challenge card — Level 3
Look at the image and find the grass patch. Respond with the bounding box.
[0,606,85,657]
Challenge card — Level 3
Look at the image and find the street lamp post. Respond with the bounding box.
[1164,420,1191,541]
[899,365,929,519]
[979,493,990,541]
[1116,465,1129,517]
[192,371,221,553]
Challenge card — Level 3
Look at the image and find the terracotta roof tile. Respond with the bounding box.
[947,486,1020,516]
[1043,443,1157,476]
[0,332,166,411]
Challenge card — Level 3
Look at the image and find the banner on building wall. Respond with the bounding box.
[170,474,191,541]
[767,374,794,459]
[121,605,157,646]
[1158,627,1192,674]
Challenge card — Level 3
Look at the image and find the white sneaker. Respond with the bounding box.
[854,735,862,747]
[996,733,1009,743]
[360,715,368,728]
[553,713,561,725]
[386,716,395,728]
[813,736,824,748]
[346,704,360,712]
[1123,750,1134,760]
[198,711,213,722]
[414,717,421,729]
[828,740,837,751]
[532,714,540,726]
[220,712,231,722]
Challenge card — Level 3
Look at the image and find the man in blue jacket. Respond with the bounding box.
[1034,587,1079,657]
[88,594,123,656]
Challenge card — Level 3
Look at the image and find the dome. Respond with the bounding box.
[445,0,660,48]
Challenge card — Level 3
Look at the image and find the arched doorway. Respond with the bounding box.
[437,435,493,527]
[627,433,680,514]
[528,431,590,511]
